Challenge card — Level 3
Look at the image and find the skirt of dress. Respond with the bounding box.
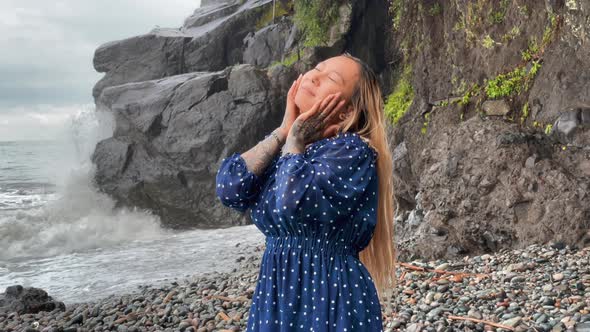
[245,236,383,332]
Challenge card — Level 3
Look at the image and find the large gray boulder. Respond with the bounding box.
[0,285,65,315]
[91,64,288,228]
[92,0,280,99]
[243,17,298,68]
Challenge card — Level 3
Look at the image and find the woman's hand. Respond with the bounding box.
[281,92,347,155]
[291,92,347,144]
[277,74,303,138]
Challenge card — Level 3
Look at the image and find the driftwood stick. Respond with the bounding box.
[447,315,516,331]
[398,270,407,282]
[203,294,250,302]
[217,311,231,321]
[397,262,488,278]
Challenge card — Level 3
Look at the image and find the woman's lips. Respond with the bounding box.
[300,85,316,97]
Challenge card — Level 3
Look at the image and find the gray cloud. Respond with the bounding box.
[0,0,201,140]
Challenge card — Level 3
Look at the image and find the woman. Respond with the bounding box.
[215,52,396,331]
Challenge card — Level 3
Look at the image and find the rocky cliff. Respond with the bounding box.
[90,0,589,260]
[90,0,389,229]
[388,0,590,261]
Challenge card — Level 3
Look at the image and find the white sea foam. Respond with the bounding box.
[0,106,170,260]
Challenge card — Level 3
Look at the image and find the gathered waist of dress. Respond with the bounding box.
[264,235,360,259]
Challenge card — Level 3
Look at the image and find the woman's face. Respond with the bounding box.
[294,55,361,117]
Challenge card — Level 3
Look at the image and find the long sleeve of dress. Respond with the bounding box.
[215,152,263,212]
[272,135,378,223]
[215,133,280,212]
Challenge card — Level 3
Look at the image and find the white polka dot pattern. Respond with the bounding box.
[215,132,383,331]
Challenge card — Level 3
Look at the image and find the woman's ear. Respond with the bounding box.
[346,104,355,114]
[339,105,354,121]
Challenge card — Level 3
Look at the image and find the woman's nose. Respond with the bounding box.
[310,72,320,86]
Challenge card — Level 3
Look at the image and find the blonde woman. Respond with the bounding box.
[216,52,396,331]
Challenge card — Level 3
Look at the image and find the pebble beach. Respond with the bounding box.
[1,243,589,332]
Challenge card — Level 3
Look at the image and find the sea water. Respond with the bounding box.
[0,108,263,305]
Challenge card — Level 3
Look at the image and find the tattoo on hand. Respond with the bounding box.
[240,129,285,176]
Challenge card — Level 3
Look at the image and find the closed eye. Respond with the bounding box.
[314,67,339,83]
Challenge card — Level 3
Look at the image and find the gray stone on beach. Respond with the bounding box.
[0,285,66,315]
[502,316,523,327]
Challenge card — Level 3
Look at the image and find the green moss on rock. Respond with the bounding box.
[484,60,541,99]
[385,64,414,125]
[256,1,292,30]
[269,51,300,68]
[293,0,344,47]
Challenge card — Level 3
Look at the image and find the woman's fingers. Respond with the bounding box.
[315,93,338,118]
[320,94,342,118]
[288,74,303,99]
[302,98,324,120]
[294,74,302,92]
[319,94,335,112]
[317,92,346,124]
[322,99,346,125]
[288,80,297,99]
[303,93,339,123]
[300,92,347,133]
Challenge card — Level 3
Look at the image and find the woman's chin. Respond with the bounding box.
[294,95,315,113]
[297,104,313,114]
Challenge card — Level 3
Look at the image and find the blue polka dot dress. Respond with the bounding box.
[215,131,383,331]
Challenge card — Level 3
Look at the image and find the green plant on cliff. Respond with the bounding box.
[421,112,431,135]
[484,60,541,99]
[453,78,468,96]
[269,51,300,68]
[521,38,539,61]
[293,0,343,47]
[545,123,553,135]
[489,0,509,24]
[529,59,541,77]
[453,19,464,32]
[389,0,405,31]
[256,1,292,30]
[485,67,526,99]
[456,0,487,45]
[502,26,521,43]
[428,3,441,16]
[466,0,485,27]
[385,64,414,125]
[482,34,496,49]
[518,4,530,18]
[459,83,481,106]
[483,12,555,102]
[542,11,559,46]
[520,102,529,125]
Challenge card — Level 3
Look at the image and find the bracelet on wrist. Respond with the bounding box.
[270,130,283,146]
[272,128,286,145]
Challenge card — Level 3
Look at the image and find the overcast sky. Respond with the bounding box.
[0,0,201,141]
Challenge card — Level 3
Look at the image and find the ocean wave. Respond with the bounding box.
[0,107,173,261]
[0,165,173,261]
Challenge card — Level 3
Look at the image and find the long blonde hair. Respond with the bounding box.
[338,52,397,300]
